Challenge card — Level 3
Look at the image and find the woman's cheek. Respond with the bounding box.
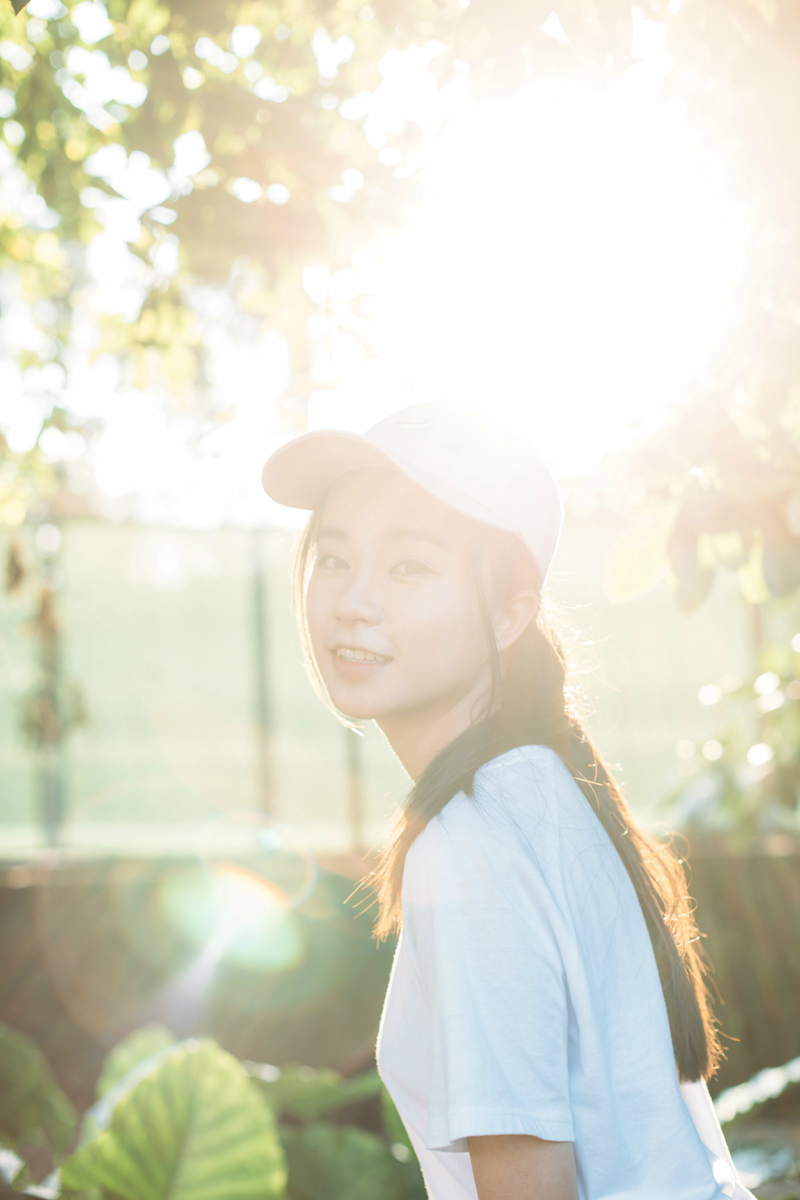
[304,583,329,659]
[403,586,479,660]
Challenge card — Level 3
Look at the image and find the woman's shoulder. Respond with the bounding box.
[404,745,637,946]
[403,744,608,924]
[416,742,611,881]
[474,742,566,793]
[472,743,589,822]
[412,744,589,866]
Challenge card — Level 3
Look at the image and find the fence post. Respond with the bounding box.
[251,530,274,815]
[31,522,66,847]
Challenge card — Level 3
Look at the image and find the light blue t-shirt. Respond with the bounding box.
[376,744,755,1200]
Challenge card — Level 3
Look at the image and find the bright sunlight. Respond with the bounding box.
[26,25,752,524]
[318,30,748,480]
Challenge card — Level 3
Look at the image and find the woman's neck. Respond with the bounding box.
[376,671,493,783]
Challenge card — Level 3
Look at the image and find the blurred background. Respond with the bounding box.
[1,0,800,1193]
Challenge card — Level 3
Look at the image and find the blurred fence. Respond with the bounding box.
[0,512,772,858]
[0,521,409,858]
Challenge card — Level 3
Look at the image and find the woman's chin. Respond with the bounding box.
[339,706,378,722]
[321,667,418,723]
[326,684,384,722]
[328,685,411,724]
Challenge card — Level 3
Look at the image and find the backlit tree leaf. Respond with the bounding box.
[602,508,674,603]
[668,533,716,614]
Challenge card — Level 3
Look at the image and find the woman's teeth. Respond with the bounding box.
[335,647,389,664]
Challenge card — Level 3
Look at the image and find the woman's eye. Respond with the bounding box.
[393,559,432,577]
[317,553,348,571]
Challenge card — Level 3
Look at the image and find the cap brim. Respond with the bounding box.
[262,426,522,547]
[261,430,398,510]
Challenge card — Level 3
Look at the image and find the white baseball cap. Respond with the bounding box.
[261,402,563,585]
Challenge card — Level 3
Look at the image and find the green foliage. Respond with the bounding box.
[248,1060,426,1197]
[608,430,800,614]
[380,1088,413,1153]
[0,0,692,431]
[61,1038,287,1200]
[0,0,432,400]
[94,1023,177,1100]
[588,0,800,616]
[0,1017,426,1200]
[660,639,800,843]
[603,507,674,603]
[0,1022,77,1155]
[248,1061,383,1121]
[2,0,800,595]
[18,1022,429,1200]
[20,1022,431,1200]
[280,1123,425,1200]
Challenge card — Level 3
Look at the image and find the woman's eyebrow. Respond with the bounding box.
[385,529,449,548]
[317,525,449,548]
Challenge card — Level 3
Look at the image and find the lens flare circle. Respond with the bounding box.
[159,811,318,972]
[33,780,318,1039]
[159,863,304,971]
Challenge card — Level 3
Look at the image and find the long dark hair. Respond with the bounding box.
[294,500,724,1084]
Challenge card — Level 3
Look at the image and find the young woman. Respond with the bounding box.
[261,402,755,1200]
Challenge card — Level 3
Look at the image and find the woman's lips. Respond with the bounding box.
[329,646,393,680]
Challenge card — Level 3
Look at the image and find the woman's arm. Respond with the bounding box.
[468,1134,579,1200]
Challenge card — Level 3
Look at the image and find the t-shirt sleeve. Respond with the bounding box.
[401,772,576,1153]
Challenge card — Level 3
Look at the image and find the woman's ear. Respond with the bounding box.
[493,589,540,652]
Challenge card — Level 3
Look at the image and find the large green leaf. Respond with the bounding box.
[0,1170,55,1199]
[96,1025,178,1101]
[0,1023,77,1154]
[0,1147,28,1192]
[61,1038,286,1200]
[248,1064,383,1122]
[280,1123,426,1200]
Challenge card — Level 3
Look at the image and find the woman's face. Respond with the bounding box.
[305,468,493,723]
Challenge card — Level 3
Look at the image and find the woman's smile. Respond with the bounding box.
[330,643,394,679]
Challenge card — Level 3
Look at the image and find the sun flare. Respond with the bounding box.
[330,51,750,480]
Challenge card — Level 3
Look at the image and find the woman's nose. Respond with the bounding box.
[334,568,382,626]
